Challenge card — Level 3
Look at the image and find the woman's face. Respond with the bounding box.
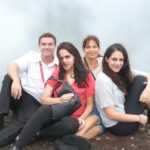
[105,50,124,73]
[84,40,100,59]
[59,49,75,73]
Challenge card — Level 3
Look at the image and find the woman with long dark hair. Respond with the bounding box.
[12,42,95,150]
[73,35,104,140]
[95,43,150,136]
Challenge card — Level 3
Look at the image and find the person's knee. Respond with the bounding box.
[1,74,12,90]
[132,75,147,91]
[133,75,147,84]
[62,117,79,133]
[3,74,12,83]
[91,115,100,122]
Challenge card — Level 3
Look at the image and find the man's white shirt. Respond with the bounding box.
[14,51,58,102]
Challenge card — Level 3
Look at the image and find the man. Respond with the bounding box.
[0,33,58,146]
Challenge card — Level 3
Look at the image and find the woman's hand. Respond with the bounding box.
[139,114,148,126]
[78,118,86,130]
[60,93,74,103]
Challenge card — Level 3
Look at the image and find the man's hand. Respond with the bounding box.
[11,80,22,100]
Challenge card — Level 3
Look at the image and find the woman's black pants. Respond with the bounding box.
[15,105,79,148]
[107,75,147,136]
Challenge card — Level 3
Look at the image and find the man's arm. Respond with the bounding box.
[7,63,22,100]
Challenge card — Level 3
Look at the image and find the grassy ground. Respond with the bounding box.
[1,114,150,150]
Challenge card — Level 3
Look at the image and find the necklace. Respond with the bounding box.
[89,60,98,70]
[66,72,74,79]
[84,57,98,71]
[70,73,74,79]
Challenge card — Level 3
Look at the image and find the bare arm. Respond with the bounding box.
[7,63,22,99]
[104,106,147,126]
[131,69,150,102]
[79,96,94,120]
[77,96,94,129]
[139,74,150,103]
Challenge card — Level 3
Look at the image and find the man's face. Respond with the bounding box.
[39,37,56,57]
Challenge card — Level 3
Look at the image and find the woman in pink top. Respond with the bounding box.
[12,42,95,150]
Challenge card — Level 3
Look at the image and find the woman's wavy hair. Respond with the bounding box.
[57,42,89,87]
[102,43,132,94]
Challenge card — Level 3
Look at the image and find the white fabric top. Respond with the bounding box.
[14,51,58,102]
[95,72,125,127]
[131,68,148,80]
[82,57,103,79]
[92,57,102,78]
[95,70,149,128]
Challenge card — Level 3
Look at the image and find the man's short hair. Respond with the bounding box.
[38,33,56,45]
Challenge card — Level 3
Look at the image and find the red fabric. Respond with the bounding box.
[46,69,95,118]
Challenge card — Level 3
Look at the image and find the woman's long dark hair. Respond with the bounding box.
[57,42,89,87]
[102,43,132,94]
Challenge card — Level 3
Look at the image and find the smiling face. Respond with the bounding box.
[105,50,124,73]
[39,37,56,58]
[84,39,100,59]
[59,49,75,73]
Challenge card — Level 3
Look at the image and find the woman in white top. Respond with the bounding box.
[95,43,150,135]
[82,35,102,78]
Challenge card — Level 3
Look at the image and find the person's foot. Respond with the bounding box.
[0,114,4,130]
[62,135,91,150]
[54,138,79,150]
[11,146,22,150]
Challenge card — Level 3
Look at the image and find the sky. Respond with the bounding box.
[0,0,150,86]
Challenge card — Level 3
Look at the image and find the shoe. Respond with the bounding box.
[54,138,79,150]
[0,114,4,130]
[62,135,91,150]
[11,146,22,150]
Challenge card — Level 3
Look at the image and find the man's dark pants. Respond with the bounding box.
[0,75,40,146]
